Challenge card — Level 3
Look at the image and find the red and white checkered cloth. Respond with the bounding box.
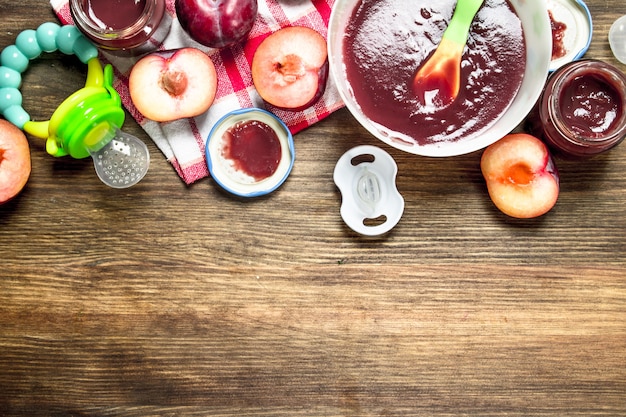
[50,0,343,184]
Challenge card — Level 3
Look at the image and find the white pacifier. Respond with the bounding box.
[333,145,404,236]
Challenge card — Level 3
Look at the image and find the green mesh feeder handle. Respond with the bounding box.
[0,23,149,188]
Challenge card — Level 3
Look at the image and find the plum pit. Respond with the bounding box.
[160,70,188,97]
[276,55,306,82]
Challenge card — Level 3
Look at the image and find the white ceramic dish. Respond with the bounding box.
[328,0,552,157]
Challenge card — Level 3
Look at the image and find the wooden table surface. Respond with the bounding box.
[1,1,625,415]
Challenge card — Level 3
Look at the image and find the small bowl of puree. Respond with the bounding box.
[328,0,553,157]
[205,108,295,197]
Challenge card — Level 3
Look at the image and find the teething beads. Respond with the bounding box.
[1,45,29,73]
[36,22,61,53]
[56,25,99,62]
[0,66,21,89]
[0,22,150,188]
[0,23,99,128]
[15,30,42,60]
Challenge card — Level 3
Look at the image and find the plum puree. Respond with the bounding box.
[343,0,526,146]
[558,73,623,138]
[222,120,282,182]
[83,0,147,30]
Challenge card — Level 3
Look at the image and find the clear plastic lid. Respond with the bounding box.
[609,15,626,65]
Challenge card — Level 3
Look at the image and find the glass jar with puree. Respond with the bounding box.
[533,59,626,157]
[70,0,172,56]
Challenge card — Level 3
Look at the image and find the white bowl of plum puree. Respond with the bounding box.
[328,0,552,157]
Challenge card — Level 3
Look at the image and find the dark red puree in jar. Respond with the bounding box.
[559,73,622,138]
[343,0,526,145]
[222,120,282,181]
[85,0,146,30]
[71,0,171,53]
[533,60,626,157]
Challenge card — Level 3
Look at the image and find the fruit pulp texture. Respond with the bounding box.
[84,0,147,30]
[343,0,526,145]
[559,73,623,138]
[222,120,282,181]
[537,61,626,157]
[549,10,567,60]
[506,162,534,186]
[73,0,169,51]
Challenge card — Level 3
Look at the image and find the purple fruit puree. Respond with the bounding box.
[343,0,526,146]
[222,120,282,181]
[82,0,147,30]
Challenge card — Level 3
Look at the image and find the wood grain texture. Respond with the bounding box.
[1,1,625,416]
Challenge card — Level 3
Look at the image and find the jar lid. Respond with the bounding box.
[609,15,626,64]
[205,108,295,198]
[546,0,593,72]
[333,145,404,236]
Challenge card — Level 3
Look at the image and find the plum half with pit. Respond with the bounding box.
[175,0,258,49]
[251,26,329,111]
[128,47,218,122]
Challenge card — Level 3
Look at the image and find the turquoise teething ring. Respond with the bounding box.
[0,23,125,159]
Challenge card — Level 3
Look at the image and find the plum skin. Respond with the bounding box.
[175,0,258,48]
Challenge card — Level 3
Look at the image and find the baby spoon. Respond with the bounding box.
[411,0,484,109]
